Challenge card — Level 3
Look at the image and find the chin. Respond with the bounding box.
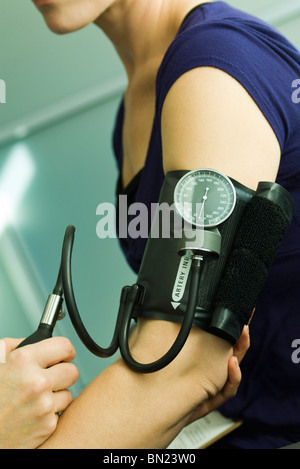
[38,6,92,35]
[44,19,85,35]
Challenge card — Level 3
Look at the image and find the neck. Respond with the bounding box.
[94,0,211,80]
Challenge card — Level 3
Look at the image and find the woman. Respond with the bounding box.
[28,0,300,449]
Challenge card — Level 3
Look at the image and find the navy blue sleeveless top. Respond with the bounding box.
[113,2,300,449]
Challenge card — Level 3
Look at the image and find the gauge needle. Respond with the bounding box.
[197,187,209,223]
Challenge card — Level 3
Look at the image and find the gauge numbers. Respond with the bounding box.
[174,169,236,228]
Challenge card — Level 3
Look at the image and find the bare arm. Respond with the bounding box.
[40,66,279,449]
[161,67,280,189]
[40,324,248,449]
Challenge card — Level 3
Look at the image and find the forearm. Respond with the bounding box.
[40,320,233,449]
[40,360,200,449]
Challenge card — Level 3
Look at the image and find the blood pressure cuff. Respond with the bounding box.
[210,181,294,342]
[131,171,294,344]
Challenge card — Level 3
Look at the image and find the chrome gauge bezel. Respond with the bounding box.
[174,168,237,228]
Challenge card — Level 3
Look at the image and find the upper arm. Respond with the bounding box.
[161,67,281,190]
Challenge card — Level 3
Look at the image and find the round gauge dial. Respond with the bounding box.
[174,169,236,228]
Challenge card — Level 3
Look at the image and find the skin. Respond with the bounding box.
[25,0,280,448]
[40,326,249,449]
[0,337,78,449]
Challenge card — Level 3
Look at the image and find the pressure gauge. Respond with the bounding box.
[174,169,236,228]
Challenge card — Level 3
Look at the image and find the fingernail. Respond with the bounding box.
[0,340,6,363]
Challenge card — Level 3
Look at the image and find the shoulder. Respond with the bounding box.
[159,13,298,83]
[158,16,299,100]
[161,65,281,190]
[157,18,300,159]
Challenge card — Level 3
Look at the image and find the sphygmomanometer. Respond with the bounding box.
[18,168,294,374]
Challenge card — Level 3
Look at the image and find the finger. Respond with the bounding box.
[213,357,242,406]
[226,356,242,392]
[45,362,79,392]
[0,340,6,363]
[1,338,24,355]
[20,337,76,368]
[205,356,242,413]
[233,326,250,364]
[189,357,243,423]
[53,389,74,414]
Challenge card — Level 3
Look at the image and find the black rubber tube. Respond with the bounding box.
[118,256,202,373]
[61,225,122,358]
[61,225,202,372]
